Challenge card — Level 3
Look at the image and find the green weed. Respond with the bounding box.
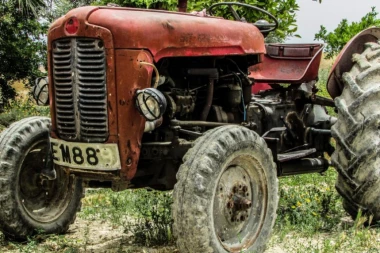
[269,167,380,252]
[0,98,49,130]
[274,169,343,238]
[124,189,173,246]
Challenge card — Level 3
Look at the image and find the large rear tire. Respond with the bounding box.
[0,117,83,239]
[173,125,278,252]
[332,41,380,222]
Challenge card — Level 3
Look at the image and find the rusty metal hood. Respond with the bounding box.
[50,6,265,62]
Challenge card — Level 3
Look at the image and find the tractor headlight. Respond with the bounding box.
[135,88,167,121]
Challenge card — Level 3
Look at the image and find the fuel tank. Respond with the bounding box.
[49,6,265,62]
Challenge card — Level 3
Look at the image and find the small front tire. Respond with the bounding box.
[0,117,83,239]
[173,125,278,253]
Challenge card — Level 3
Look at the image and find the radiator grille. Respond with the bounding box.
[52,38,108,142]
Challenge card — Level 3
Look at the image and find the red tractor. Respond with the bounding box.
[0,1,379,252]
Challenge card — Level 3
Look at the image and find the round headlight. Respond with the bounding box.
[135,88,167,121]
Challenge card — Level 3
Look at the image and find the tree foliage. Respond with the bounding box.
[47,0,93,21]
[90,0,300,42]
[12,0,46,16]
[315,7,380,59]
[0,0,48,103]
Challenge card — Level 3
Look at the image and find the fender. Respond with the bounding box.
[327,27,380,99]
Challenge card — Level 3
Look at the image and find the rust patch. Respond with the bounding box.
[115,49,153,180]
[162,21,174,31]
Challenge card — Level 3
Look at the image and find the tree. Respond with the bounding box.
[13,0,46,16]
[0,0,48,103]
[315,7,380,59]
[46,0,94,21]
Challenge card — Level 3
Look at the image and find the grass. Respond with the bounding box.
[79,188,173,246]
[1,58,380,252]
[268,169,380,252]
[0,98,49,131]
[4,170,377,252]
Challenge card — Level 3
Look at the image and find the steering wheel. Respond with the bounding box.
[208,2,279,33]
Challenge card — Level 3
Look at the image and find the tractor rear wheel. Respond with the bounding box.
[332,41,380,223]
[173,125,278,252]
[0,117,83,239]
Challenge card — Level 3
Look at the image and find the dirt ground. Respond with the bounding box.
[0,217,177,253]
[64,218,179,253]
[0,216,289,252]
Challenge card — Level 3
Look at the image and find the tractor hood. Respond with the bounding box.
[49,6,266,61]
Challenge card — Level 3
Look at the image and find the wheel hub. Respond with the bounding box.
[225,183,252,223]
[18,141,74,223]
[213,165,255,243]
[20,162,47,199]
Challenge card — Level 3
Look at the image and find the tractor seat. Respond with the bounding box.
[249,43,324,84]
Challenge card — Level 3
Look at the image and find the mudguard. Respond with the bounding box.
[327,27,380,99]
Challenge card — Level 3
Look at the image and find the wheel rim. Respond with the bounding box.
[213,154,267,251]
[18,139,75,223]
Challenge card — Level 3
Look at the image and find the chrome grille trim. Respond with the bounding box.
[52,38,108,142]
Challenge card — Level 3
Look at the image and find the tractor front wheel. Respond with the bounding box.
[0,117,83,239]
[173,125,278,253]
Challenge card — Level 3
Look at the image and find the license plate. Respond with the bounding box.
[50,138,121,170]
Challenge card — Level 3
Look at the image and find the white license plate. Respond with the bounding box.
[50,138,121,170]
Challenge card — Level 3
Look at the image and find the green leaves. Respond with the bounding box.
[16,0,46,17]
[0,1,47,103]
[315,7,380,59]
